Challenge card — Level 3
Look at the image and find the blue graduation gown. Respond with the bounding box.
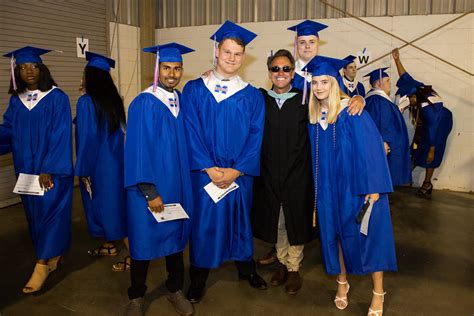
[0,88,73,260]
[365,91,412,186]
[181,78,265,269]
[124,90,193,260]
[412,101,453,168]
[342,81,366,98]
[308,109,397,275]
[74,94,126,241]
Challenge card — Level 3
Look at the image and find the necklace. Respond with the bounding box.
[313,122,336,227]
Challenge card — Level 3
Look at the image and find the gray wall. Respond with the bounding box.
[0,0,108,206]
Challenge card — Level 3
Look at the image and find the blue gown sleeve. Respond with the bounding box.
[422,106,438,147]
[124,94,160,189]
[181,81,215,171]
[41,91,73,177]
[232,90,265,176]
[365,97,396,145]
[347,112,393,195]
[74,95,99,177]
[0,101,13,155]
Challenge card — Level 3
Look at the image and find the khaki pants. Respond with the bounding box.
[275,206,304,272]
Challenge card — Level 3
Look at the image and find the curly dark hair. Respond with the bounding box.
[84,66,126,134]
[8,63,57,95]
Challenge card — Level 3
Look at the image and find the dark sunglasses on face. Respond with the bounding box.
[270,65,293,73]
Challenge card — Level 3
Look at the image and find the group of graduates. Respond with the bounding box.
[0,19,453,316]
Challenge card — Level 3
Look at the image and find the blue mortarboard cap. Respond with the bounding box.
[364,67,390,85]
[395,72,424,96]
[3,46,51,64]
[85,51,115,72]
[303,55,351,78]
[287,20,328,37]
[343,55,357,64]
[210,20,257,46]
[143,42,194,63]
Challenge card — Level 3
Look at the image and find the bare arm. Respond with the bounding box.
[392,48,406,77]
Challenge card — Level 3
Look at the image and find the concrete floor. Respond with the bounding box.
[0,187,472,316]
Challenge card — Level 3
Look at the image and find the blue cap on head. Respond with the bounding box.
[210,20,257,46]
[3,46,51,64]
[143,42,194,63]
[303,55,351,78]
[85,51,115,72]
[364,67,390,85]
[287,20,328,37]
[395,72,424,96]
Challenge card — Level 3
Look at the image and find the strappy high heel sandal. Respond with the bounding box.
[368,290,386,315]
[417,181,433,198]
[334,279,350,310]
[47,255,64,272]
[23,263,50,294]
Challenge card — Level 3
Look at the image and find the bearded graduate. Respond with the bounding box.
[306,55,397,316]
[74,52,129,270]
[123,43,195,316]
[364,67,412,187]
[0,46,73,293]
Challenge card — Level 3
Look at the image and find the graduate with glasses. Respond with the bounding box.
[251,49,314,295]
[0,46,73,293]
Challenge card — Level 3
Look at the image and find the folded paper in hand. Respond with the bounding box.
[204,181,239,203]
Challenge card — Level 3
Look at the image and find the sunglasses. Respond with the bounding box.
[269,66,293,73]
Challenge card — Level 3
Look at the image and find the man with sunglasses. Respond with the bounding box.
[251,49,314,295]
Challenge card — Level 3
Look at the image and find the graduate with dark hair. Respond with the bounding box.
[341,55,366,97]
[123,43,195,316]
[0,46,73,293]
[364,67,412,187]
[392,48,453,197]
[181,20,267,303]
[306,55,397,315]
[74,52,129,270]
[251,49,314,295]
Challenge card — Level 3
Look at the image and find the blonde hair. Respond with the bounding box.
[308,76,350,124]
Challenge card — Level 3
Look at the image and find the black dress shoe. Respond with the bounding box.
[186,287,205,304]
[238,273,268,290]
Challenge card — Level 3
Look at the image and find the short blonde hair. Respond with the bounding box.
[308,76,349,124]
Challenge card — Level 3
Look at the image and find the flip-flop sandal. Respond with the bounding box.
[112,256,131,272]
[88,245,119,257]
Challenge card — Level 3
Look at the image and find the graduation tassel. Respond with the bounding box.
[293,34,297,59]
[212,35,217,68]
[152,51,160,92]
[302,70,308,104]
[312,207,317,228]
[10,55,17,91]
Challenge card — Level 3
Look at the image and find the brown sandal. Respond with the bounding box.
[112,255,131,272]
[88,245,119,257]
